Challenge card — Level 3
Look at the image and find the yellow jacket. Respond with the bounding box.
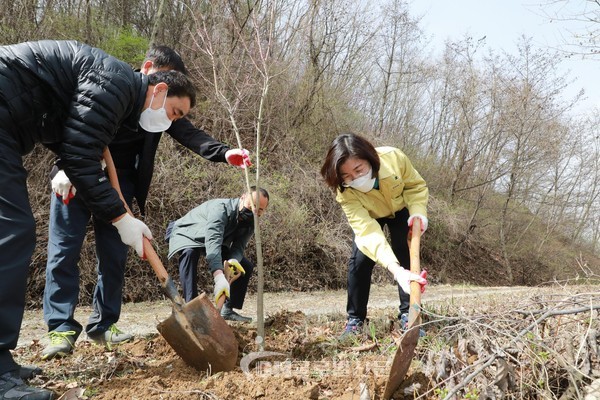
[335,146,428,268]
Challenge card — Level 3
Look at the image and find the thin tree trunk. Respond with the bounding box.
[85,0,92,44]
[500,171,516,284]
[254,77,269,350]
[377,21,396,135]
[150,0,166,47]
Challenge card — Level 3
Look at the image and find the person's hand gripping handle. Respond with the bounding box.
[103,149,153,259]
[215,259,246,310]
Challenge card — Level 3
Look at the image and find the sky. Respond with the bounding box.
[408,0,600,115]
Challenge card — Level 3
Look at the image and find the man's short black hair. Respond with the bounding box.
[145,45,187,75]
[147,70,196,108]
[248,185,269,201]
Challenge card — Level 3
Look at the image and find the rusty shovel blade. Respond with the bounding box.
[157,293,239,372]
[383,324,420,399]
[102,148,238,373]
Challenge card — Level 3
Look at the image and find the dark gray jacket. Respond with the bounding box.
[167,198,253,273]
[0,40,147,221]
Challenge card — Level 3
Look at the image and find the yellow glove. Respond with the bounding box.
[225,259,246,280]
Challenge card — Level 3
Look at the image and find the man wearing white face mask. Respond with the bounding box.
[321,133,429,338]
[42,46,252,362]
[138,88,173,132]
[0,40,196,400]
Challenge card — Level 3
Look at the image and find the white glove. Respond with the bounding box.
[408,214,428,233]
[51,170,76,202]
[214,272,230,305]
[112,214,153,257]
[391,264,428,294]
[225,148,252,169]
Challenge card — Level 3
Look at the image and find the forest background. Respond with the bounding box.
[3,0,599,307]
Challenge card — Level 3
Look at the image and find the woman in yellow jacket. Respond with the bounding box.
[321,133,429,335]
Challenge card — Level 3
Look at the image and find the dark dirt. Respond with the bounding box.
[14,284,552,399]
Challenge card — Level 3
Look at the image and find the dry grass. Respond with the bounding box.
[14,285,600,399]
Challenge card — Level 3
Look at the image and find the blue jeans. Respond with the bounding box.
[178,247,254,308]
[43,170,135,339]
[0,131,35,375]
[346,208,411,322]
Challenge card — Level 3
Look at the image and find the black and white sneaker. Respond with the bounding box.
[220,305,252,322]
[399,313,425,337]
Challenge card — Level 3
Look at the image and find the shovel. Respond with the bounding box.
[103,148,238,372]
[383,218,423,399]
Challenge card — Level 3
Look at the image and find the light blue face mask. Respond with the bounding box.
[344,168,376,192]
[139,91,172,133]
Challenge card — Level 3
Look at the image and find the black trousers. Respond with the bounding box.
[346,208,410,322]
[178,246,254,308]
[0,131,36,375]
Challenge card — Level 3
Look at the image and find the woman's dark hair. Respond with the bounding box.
[147,70,196,108]
[320,133,380,191]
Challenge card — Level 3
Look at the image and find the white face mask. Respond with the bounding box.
[344,168,376,193]
[139,91,172,133]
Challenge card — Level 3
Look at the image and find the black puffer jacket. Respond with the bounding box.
[0,40,148,221]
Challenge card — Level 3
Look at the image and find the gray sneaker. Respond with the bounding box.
[220,306,252,322]
[41,331,76,361]
[0,371,54,400]
[88,324,133,350]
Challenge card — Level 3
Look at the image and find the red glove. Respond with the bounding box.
[225,149,252,169]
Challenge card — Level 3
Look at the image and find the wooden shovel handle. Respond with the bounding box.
[102,148,170,285]
[408,218,421,326]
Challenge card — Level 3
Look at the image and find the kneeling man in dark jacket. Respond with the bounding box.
[167,186,269,322]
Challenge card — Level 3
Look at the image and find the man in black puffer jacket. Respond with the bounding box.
[0,40,196,400]
[41,45,251,361]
